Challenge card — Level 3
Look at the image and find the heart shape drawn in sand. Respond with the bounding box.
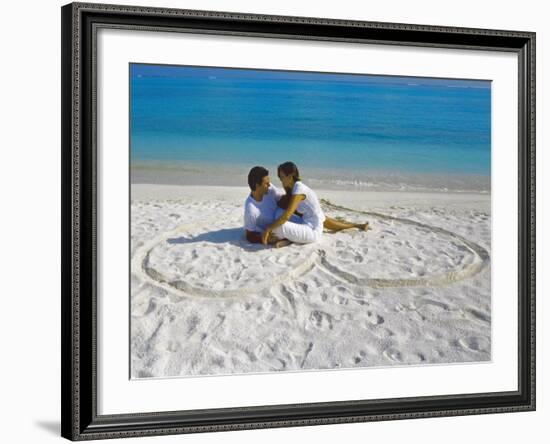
[132,204,490,299]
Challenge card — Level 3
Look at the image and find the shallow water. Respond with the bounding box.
[130,64,491,192]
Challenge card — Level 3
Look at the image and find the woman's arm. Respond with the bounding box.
[277,193,304,217]
[261,194,305,244]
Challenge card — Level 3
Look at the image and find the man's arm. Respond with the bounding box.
[244,202,263,243]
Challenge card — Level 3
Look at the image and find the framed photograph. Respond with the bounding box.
[61,2,536,440]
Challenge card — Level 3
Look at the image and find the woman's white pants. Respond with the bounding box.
[272,209,322,244]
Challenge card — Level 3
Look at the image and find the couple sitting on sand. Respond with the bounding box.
[244,161,368,248]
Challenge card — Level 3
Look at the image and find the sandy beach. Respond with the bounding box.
[130,184,491,379]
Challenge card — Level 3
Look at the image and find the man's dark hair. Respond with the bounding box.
[248,166,269,191]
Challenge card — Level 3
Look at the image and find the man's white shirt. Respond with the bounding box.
[243,184,286,233]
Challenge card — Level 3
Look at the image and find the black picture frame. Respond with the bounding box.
[61,2,536,440]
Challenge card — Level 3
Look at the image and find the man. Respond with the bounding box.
[244,166,291,247]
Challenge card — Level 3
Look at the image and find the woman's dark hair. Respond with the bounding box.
[277,161,301,182]
[247,166,269,191]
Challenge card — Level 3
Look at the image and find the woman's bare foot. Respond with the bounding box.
[274,239,292,248]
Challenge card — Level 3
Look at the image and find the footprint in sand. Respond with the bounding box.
[133,299,152,317]
[383,348,403,362]
[365,311,384,325]
[210,355,226,368]
[458,336,490,353]
[235,301,253,312]
[307,310,334,330]
[415,353,426,362]
[333,294,349,305]
[419,298,451,312]
[464,307,491,323]
[377,328,395,338]
[351,350,368,364]
[185,315,200,336]
[353,298,369,306]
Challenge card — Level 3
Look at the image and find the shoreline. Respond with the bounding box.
[130,161,491,194]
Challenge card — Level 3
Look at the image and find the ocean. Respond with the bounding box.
[130,64,491,193]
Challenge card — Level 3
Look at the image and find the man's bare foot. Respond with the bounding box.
[274,239,292,248]
[359,222,370,231]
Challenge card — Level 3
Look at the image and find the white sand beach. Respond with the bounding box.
[130,184,491,379]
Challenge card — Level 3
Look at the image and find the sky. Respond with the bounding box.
[130,63,491,89]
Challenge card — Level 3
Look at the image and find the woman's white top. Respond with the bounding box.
[291,181,325,231]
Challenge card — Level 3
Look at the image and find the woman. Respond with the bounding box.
[261,162,368,245]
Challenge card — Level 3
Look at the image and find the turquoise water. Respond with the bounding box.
[130,64,491,192]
